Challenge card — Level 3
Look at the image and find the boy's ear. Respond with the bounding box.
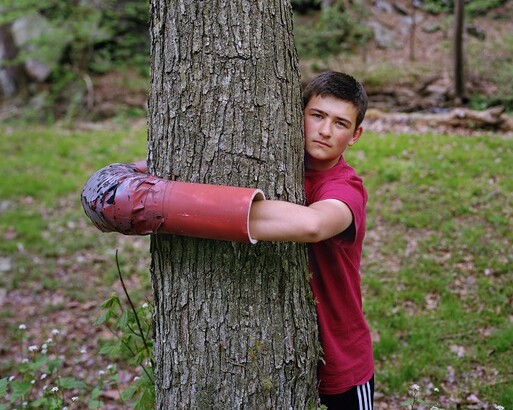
[349,126,363,146]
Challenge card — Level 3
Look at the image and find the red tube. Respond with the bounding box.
[81,161,265,243]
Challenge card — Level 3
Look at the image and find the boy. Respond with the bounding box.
[250,71,374,409]
[82,71,374,409]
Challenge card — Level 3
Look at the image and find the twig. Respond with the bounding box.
[115,250,156,372]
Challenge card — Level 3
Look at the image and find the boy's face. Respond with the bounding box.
[303,94,362,171]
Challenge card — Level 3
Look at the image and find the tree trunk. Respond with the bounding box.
[0,23,26,98]
[409,2,416,62]
[453,0,466,103]
[147,1,319,408]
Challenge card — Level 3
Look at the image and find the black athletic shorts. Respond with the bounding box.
[319,375,374,410]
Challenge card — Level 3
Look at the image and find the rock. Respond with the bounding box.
[367,20,397,49]
[11,14,70,82]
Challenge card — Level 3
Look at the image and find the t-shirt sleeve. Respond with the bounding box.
[316,178,367,245]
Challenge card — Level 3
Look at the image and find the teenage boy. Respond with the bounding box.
[250,71,374,409]
[82,71,374,409]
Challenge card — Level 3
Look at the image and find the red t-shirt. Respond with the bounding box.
[305,157,374,395]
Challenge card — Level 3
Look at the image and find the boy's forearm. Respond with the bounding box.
[249,200,315,243]
[249,199,351,243]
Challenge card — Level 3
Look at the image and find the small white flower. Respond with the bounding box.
[43,385,48,391]
[51,386,59,392]
[18,324,27,330]
[142,303,149,309]
[62,407,68,410]
[41,373,48,380]
[434,387,440,393]
[22,402,28,408]
[46,338,53,344]
[410,384,420,392]
[107,364,114,370]
[80,348,87,354]
[28,345,38,352]
[133,376,141,381]
[494,405,505,410]
[98,370,105,376]
[51,329,60,336]
[431,406,439,410]
[30,379,36,384]
[21,358,29,363]
[71,397,79,402]
[8,376,15,382]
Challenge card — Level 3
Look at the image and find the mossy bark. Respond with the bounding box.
[147,1,319,408]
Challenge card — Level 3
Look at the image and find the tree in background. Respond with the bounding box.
[453,0,467,104]
[0,22,27,98]
[147,0,319,408]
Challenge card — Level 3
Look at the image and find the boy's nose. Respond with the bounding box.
[319,120,331,137]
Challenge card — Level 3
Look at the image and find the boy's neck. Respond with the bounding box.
[305,154,342,171]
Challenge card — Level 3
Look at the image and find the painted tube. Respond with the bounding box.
[81,161,265,243]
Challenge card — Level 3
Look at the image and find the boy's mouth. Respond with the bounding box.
[313,140,331,148]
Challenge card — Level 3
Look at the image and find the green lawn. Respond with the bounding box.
[348,131,513,408]
[1,123,511,409]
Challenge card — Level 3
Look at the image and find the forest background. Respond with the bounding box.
[0,0,512,409]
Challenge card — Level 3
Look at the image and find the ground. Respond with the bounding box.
[1,1,512,408]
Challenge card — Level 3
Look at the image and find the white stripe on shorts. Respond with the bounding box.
[356,381,373,410]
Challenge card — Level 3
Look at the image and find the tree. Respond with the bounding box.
[146,0,319,408]
[0,23,27,98]
[453,0,466,103]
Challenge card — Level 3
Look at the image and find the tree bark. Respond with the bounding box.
[0,23,26,98]
[453,0,466,103]
[147,1,319,408]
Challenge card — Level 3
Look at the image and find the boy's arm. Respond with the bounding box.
[249,199,353,243]
[82,160,353,244]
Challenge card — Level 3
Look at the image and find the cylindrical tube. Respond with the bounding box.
[81,162,265,243]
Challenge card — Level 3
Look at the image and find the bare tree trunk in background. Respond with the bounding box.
[0,23,26,98]
[147,0,319,408]
[453,0,466,104]
[409,1,417,62]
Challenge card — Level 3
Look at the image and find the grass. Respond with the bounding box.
[0,122,151,341]
[1,122,511,408]
[1,121,152,407]
[347,131,513,407]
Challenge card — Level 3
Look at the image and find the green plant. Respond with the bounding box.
[401,383,444,409]
[401,383,505,410]
[95,251,155,409]
[1,0,149,122]
[421,0,508,15]
[468,34,513,111]
[0,251,155,410]
[294,4,372,59]
[1,326,100,409]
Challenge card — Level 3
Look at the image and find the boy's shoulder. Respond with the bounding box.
[306,159,366,206]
